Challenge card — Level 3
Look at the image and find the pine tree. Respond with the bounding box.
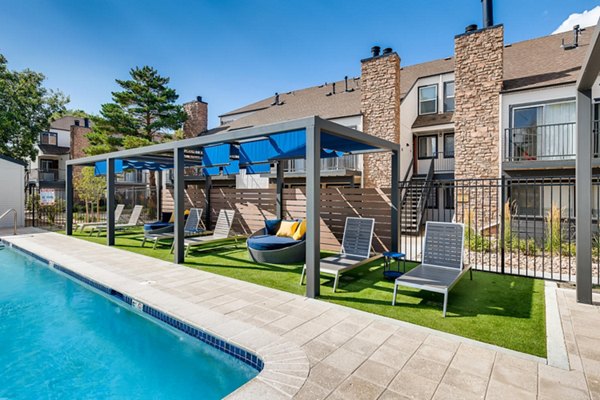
[85,65,187,154]
[85,66,188,217]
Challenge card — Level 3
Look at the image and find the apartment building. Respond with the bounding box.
[28,116,149,190]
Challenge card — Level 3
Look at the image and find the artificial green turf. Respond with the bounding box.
[66,229,547,357]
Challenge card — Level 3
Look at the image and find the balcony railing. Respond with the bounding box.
[30,168,63,182]
[284,154,360,173]
[504,122,576,162]
[416,154,455,175]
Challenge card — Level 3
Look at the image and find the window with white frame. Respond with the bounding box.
[444,81,455,112]
[40,132,57,145]
[418,85,438,115]
[418,135,438,159]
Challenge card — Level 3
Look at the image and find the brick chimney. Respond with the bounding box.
[183,96,208,138]
[360,47,401,188]
[454,24,504,227]
[70,121,92,183]
[70,122,92,160]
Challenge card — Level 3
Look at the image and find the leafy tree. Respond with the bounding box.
[85,66,187,155]
[0,54,67,162]
[50,108,90,122]
[74,167,106,222]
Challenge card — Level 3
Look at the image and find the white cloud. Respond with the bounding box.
[552,6,600,34]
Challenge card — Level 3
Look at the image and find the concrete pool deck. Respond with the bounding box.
[2,228,599,399]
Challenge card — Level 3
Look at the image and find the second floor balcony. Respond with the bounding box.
[503,122,587,163]
[30,168,64,183]
[284,154,360,174]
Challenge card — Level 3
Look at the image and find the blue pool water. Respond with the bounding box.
[0,245,258,399]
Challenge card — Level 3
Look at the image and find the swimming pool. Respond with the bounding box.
[0,244,259,399]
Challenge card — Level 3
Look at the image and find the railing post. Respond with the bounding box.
[106,158,115,246]
[65,165,73,235]
[500,175,505,274]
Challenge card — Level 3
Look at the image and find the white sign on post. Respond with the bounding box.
[40,189,56,206]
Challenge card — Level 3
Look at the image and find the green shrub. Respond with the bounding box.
[544,204,563,255]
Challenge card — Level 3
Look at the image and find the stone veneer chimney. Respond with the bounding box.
[183,96,208,138]
[454,24,504,227]
[70,124,92,160]
[70,123,92,182]
[360,50,401,188]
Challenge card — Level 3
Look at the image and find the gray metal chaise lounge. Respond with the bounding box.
[300,217,377,292]
[173,209,237,256]
[141,208,204,249]
[76,204,125,232]
[392,221,472,317]
[91,205,144,236]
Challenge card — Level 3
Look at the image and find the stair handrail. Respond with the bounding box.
[399,158,414,206]
[415,157,435,231]
[0,208,18,235]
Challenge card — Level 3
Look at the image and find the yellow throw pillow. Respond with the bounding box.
[276,220,299,237]
[168,210,189,223]
[292,219,306,241]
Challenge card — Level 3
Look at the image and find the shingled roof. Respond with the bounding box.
[214,28,592,133]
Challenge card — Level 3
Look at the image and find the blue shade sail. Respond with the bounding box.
[321,132,378,153]
[202,166,221,176]
[94,159,195,175]
[239,129,306,164]
[223,160,240,175]
[94,160,124,175]
[245,163,271,174]
[203,144,237,167]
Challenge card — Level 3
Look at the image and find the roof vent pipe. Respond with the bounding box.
[196,96,203,102]
[332,82,336,95]
[271,92,281,106]
[382,47,393,55]
[465,24,478,33]
[371,46,380,57]
[481,0,493,28]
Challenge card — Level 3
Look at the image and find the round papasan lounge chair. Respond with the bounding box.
[247,221,306,264]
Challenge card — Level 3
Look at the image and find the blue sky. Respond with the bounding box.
[0,0,598,127]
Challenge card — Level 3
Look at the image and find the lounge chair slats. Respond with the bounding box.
[141,208,204,249]
[77,204,125,231]
[91,205,144,236]
[300,217,376,292]
[393,222,471,317]
[180,209,237,256]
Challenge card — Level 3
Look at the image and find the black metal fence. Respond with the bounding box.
[25,186,158,229]
[399,176,600,284]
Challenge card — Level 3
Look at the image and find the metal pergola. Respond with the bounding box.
[575,19,600,304]
[65,116,401,298]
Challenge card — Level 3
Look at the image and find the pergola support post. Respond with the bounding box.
[106,158,115,246]
[391,149,400,252]
[276,161,284,219]
[174,148,185,263]
[576,88,593,304]
[156,170,162,220]
[204,175,212,230]
[305,123,321,298]
[66,165,73,235]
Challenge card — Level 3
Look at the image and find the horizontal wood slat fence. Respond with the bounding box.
[163,186,394,252]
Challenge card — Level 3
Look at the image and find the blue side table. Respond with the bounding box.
[382,251,406,280]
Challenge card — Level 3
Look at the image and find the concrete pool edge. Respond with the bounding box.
[1,236,309,399]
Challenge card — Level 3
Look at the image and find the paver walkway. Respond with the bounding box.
[2,229,599,399]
